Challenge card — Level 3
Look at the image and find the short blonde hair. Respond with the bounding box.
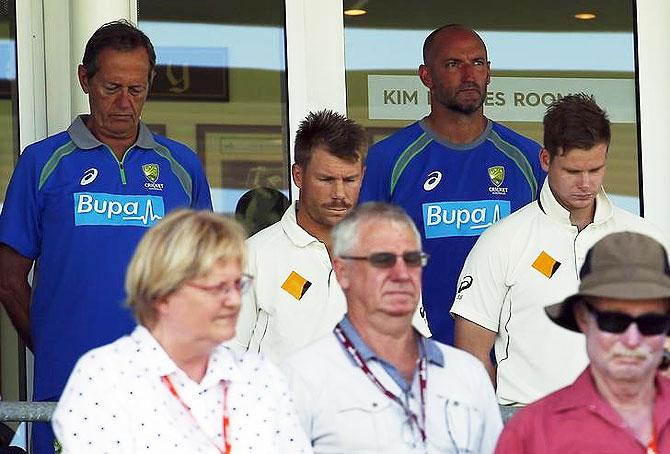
[125,209,246,327]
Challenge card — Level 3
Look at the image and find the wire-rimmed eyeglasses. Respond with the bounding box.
[186,274,253,298]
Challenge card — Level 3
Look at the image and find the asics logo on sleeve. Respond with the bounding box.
[422,200,511,238]
[74,192,164,227]
[458,276,473,293]
[423,171,442,191]
[80,168,98,186]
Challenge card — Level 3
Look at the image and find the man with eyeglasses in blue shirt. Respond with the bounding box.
[282,202,502,453]
[497,232,670,454]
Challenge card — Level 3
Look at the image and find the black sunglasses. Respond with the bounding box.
[340,251,429,268]
[660,349,670,371]
[584,302,670,336]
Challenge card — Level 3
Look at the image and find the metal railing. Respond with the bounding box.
[0,401,519,454]
[2,402,519,423]
[499,405,520,423]
[0,403,55,422]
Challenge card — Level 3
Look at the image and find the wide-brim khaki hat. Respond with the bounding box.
[545,231,670,332]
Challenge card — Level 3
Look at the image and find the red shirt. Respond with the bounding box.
[495,368,670,453]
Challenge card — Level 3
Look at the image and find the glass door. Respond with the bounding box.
[343,0,641,213]
[137,0,290,223]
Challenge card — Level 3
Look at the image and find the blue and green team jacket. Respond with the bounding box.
[0,116,212,401]
[359,119,546,345]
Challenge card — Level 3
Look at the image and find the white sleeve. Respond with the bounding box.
[412,296,432,337]
[52,354,133,454]
[449,226,510,332]
[617,208,670,253]
[232,241,260,351]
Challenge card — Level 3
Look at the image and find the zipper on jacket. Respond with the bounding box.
[105,146,131,185]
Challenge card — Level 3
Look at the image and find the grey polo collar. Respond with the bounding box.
[67,114,157,150]
[418,116,493,150]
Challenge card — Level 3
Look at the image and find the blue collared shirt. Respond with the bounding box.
[0,115,212,400]
[337,315,444,393]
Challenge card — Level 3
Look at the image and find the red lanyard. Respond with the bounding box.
[162,375,231,454]
[647,425,658,454]
[334,323,427,442]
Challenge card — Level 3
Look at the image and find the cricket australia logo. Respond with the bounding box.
[142,163,164,191]
[143,163,159,182]
[488,166,508,195]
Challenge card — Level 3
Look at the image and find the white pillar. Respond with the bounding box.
[16,0,47,148]
[637,1,670,240]
[43,0,135,134]
[285,0,346,198]
[69,0,135,121]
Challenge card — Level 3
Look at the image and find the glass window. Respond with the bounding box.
[0,0,22,407]
[137,1,290,221]
[343,1,639,213]
[0,0,17,209]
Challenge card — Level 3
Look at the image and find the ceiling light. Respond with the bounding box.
[574,12,596,20]
[344,8,367,16]
[345,0,368,17]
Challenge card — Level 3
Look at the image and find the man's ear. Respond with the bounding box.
[540,148,551,173]
[148,69,156,90]
[78,65,90,94]
[292,163,303,189]
[332,257,350,291]
[574,302,589,333]
[418,64,433,90]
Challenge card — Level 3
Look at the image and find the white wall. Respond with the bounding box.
[637,0,670,241]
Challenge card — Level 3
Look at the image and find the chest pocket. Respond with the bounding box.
[331,394,394,452]
[429,396,485,453]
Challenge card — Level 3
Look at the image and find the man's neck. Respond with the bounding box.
[296,205,332,253]
[547,182,597,231]
[348,311,419,383]
[85,118,137,161]
[592,368,656,444]
[424,108,487,144]
[104,138,135,161]
[569,203,596,232]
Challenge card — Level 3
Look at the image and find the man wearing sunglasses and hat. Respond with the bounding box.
[496,231,670,453]
[283,202,502,453]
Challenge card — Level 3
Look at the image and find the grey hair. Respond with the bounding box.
[332,202,422,256]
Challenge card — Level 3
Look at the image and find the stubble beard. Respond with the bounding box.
[443,92,485,115]
[432,82,486,115]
